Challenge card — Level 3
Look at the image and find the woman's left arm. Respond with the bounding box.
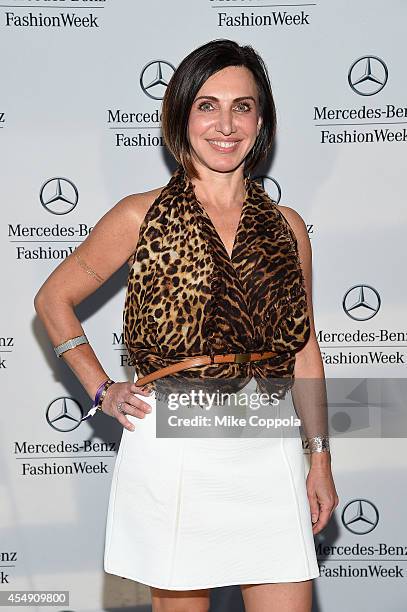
[278,204,340,535]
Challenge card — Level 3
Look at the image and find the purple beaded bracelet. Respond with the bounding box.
[80,378,115,422]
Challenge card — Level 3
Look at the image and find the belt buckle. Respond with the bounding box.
[234,352,251,364]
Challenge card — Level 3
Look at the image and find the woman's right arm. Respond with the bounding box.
[33,189,160,431]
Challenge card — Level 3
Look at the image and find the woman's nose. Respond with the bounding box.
[215,109,235,136]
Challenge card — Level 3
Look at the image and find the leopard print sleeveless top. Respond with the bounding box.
[123,166,310,397]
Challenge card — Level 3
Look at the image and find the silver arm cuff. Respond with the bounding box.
[308,435,330,453]
[54,334,89,358]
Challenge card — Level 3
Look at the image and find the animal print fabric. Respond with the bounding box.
[123,166,310,397]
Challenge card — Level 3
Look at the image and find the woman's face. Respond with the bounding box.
[187,65,262,175]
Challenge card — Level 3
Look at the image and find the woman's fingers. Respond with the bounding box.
[308,491,320,525]
[131,382,153,394]
[311,494,339,534]
[100,382,154,430]
[312,504,332,534]
[116,410,137,432]
[124,391,152,414]
[307,470,340,535]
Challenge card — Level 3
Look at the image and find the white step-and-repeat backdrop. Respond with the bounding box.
[1,1,406,610]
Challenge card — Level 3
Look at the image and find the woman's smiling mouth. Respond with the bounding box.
[206,139,241,152]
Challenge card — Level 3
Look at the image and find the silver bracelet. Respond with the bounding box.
[54,334,89,358]
[308,435,330,453]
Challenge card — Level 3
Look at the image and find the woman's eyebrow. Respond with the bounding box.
[194,95,257,103]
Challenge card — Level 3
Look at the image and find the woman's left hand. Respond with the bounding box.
[306,455,339,535]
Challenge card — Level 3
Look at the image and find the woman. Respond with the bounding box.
[34,39,339,612]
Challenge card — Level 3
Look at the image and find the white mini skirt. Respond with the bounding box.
[103,372,320,590]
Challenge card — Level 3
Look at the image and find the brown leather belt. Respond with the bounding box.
[135,350,278,387]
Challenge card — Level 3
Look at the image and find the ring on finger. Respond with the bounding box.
[117,402,126,415]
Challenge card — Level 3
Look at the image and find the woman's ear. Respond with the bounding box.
[257,115,263,136]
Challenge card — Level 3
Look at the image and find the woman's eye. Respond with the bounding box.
[235,102,252,112]
[198,102,214,111]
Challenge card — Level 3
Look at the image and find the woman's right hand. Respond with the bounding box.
[100,382,153,431]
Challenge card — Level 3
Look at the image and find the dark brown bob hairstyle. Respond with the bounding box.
[161,39,277,179]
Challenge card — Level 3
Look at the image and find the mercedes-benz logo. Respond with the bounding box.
[140,60,175,100]
[46,396,83,432]
[40,178,79,215]
[253,175,281,204]
[348,56,388,96]
[343,285,381,321]
[342,499,379,534]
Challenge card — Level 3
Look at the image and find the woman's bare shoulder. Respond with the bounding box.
[117,185,166,225]
[114,185,166,267]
